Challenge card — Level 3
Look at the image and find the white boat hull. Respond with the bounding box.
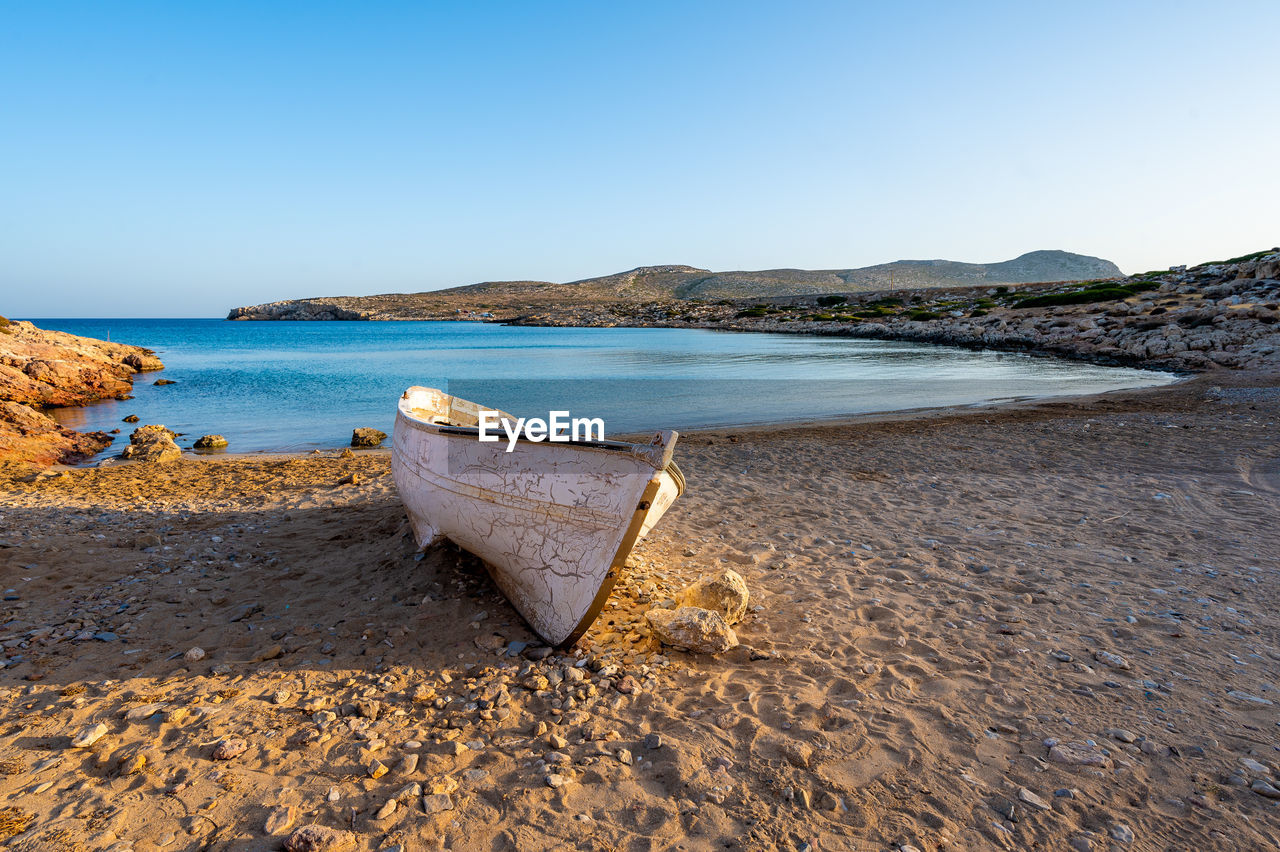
[391,387,684,647]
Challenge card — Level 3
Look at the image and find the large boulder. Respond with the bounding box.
[678,568,749,625]
[351,427,387,448]
[645,606,738,654]
[121,424,181,463]
[193,434,228,449]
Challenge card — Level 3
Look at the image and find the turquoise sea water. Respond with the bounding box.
[28,319,1176,457]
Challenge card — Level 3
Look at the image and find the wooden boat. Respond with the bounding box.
[391,386,685,647]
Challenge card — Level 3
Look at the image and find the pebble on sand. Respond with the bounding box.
[211,738,248,760]
[183,647,206,662]
[70,722,109,748]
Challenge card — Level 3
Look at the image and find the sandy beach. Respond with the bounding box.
[2,369,1278,851]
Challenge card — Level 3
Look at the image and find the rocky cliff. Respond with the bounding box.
[227,251,1121,320]
[0,317,163,469]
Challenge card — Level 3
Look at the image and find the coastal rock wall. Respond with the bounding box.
[0,318,163,468]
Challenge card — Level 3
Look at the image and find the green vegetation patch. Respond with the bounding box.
[816,295,847,307]
[0,314,11,334]
[907,309,941,321]
[1012,280,1155,309]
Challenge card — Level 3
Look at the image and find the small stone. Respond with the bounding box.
[1109,824,1134,844]
[545,773,569,788]
[644,733,662,750]
[616,749,633,766]
[1017,787,1051,811]
[1251,779,1280,799]
[1048,742,1110,767]
[548,733,568,750]
[123,414,139,423]
[374,799,397,820]
[326,787,341,803]
[463,768,488,783]
[398,753,419,774]
[283,824,356,852]
[368,759,389,779]
[272,689,292,705]
[70,722,109,748]
[1241,757,1271,775]
[1069,837,1094,852]
[212,738,247,760]
[1093,650,1130,671]
[1106,728,1136,743]
[422,792,454,814]
[183,647,206,662]
[263,805,296,835]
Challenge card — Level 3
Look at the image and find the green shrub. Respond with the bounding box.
[1013,280,1154,309]
[970,309,988,317]
[907,309,940,321]
[734,307,769,318]
[816,295,847,307]
[0,315,11,334]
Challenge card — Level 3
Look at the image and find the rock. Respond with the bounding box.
[263,805,296,835]
[644,733,662,750]
[120,425,182,463]
[193,434,228,449]
[677,569,750,625]
[123,414,139,423]
[212,738,247,760]
[153,378,177,385]
[1048,742,1110,767]
[368,759,389,779]
[1110,824,1135,844]
[645,606,738,653]
[1251,779,1280,799]
[545,773,569,788]
[1106,728,1136,743]
[398,753,419,774]
[548,733,568,749]
[283,824,356,852]
[1227,690,1274,705]
[616,749,633,766]
[422,793,454,814]
[1017,787,1051,811]
[374,799,397,820]
[1093,650,1130,671]
[337,473,360,486]
[70,722,109,748]
[351,428,387,448]
[183,647,206,662]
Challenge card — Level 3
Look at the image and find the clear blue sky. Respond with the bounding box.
[3,1,1277,317]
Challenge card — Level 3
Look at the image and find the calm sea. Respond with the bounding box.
[28,319,1176,457]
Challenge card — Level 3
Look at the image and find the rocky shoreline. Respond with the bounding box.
[506,250,1280,375]
[0,318,163,470]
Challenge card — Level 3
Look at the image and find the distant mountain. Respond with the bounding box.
[227,251,1122,320]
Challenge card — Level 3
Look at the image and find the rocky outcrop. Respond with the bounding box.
[645,606,739,653]
[0,318,163,469]
[228,300,374,321]
[193,434,229,449]
[120,425,181,463]
[678,569,750,625]
[351,427,387,448]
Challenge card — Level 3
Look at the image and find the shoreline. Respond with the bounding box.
[54,365,1189,470]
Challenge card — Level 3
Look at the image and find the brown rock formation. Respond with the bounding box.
[0,317,163,469]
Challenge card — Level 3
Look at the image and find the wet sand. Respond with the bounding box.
[2,371,1279,850]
